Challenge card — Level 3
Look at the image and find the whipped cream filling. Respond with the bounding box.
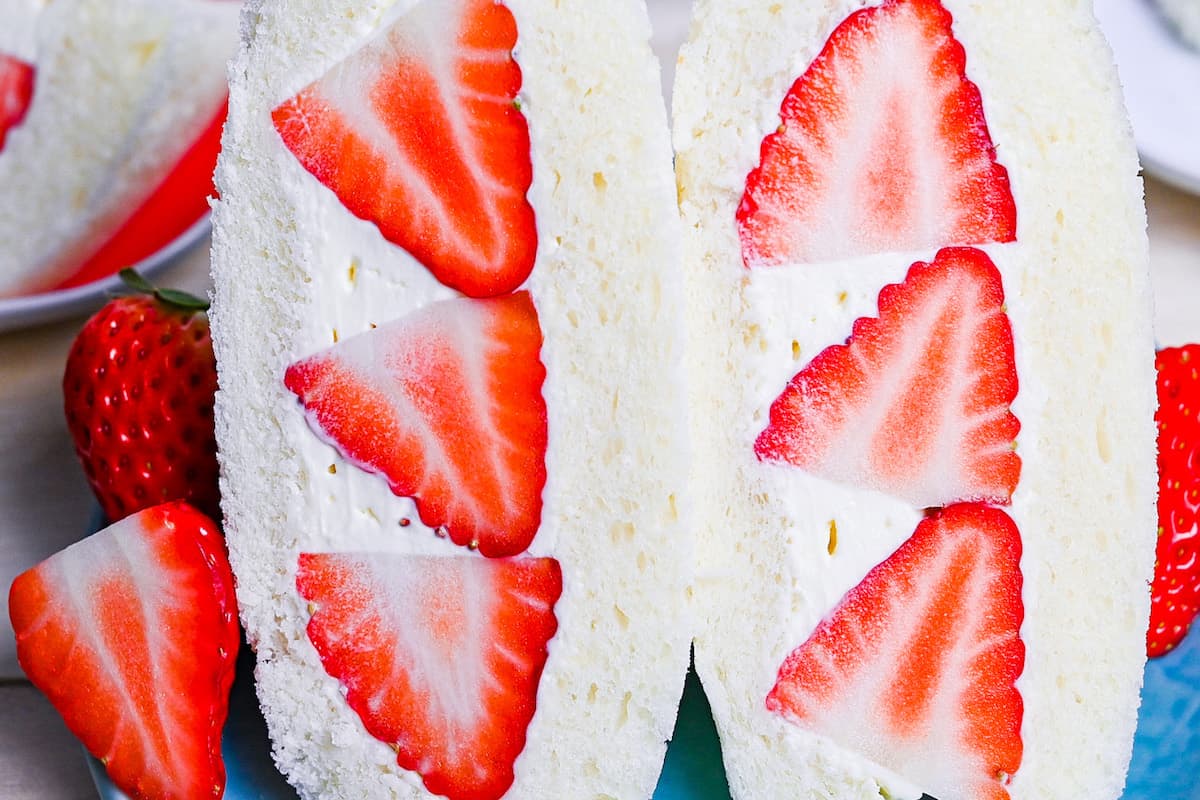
[0,0,238,297]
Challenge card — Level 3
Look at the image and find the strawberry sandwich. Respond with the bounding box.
[210,1,689,799]
[674,1,1156,799]
[0,0,238,297]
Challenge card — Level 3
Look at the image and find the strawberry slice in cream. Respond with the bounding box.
[296,552,563,800]
[755,247,1021,510]
[284,291,549,560]
[736,0,1016,267]
[271,0,537,299]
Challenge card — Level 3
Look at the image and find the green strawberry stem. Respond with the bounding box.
[118,268,209,312]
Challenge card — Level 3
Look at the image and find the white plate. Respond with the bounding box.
[1095,0,1200,195]
[0,215,210,334]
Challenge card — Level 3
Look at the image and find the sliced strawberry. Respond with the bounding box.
[296,552,562,800]
[756,246,1020,508]
[53,100,227,291]
[272,0,536,298]
[284,291,547,558]
[737,0,1016,267]
[8,502,238,800]
[768,503,1024,800]
[1148,345,1200,657]
[0,52,34,152]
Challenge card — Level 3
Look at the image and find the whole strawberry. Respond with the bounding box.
[63,269,219,523]
[1148,344,1200,657]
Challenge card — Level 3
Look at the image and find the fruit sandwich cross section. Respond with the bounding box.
[273,3,562,800]
[0,9,235,298]
[739,1,1026,799]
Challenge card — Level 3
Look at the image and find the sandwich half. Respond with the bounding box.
[0,0,237,296]
[210,1,690,798]
[673,1,1156,798]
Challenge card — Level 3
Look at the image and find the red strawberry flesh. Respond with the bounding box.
[296,552,562,800]
[768,503,1024,800]
[272,0,536,298]
[8,502,238,800]
[0,52,34,151]
[737,0,1016,267]
[284,291,547,558]
[1149,345,1200,657]
[756,246,1020,507]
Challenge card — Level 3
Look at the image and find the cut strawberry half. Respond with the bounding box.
[737,0,1016,267]
[768,503,1024,800]
[755,246,1020,508]
[284,291,548,558]
[0,52,34,152]
[8,502,238,800]
[296,552,562,800]
[272,0,536,298]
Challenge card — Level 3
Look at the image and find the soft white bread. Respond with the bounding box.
[0,0,236,296]
[673,1,1155,799]
[210,1,690,798]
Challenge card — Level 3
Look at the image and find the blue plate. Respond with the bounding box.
[1122,629,1200,800]
[91,632,1199,800]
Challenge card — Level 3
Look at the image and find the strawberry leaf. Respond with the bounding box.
[117,268,210,312]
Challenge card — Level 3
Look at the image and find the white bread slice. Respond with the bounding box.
[673,1,1156,799]
[0,0,237,297]
[210,1,690,798]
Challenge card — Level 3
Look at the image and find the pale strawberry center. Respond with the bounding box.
[306,0,522,272]
[49,517,202,786]
[394,561,491,733]
[771,509,1022,800]
[738,0,1016,266]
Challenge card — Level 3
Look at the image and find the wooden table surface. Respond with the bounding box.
[0,3,1197,795]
